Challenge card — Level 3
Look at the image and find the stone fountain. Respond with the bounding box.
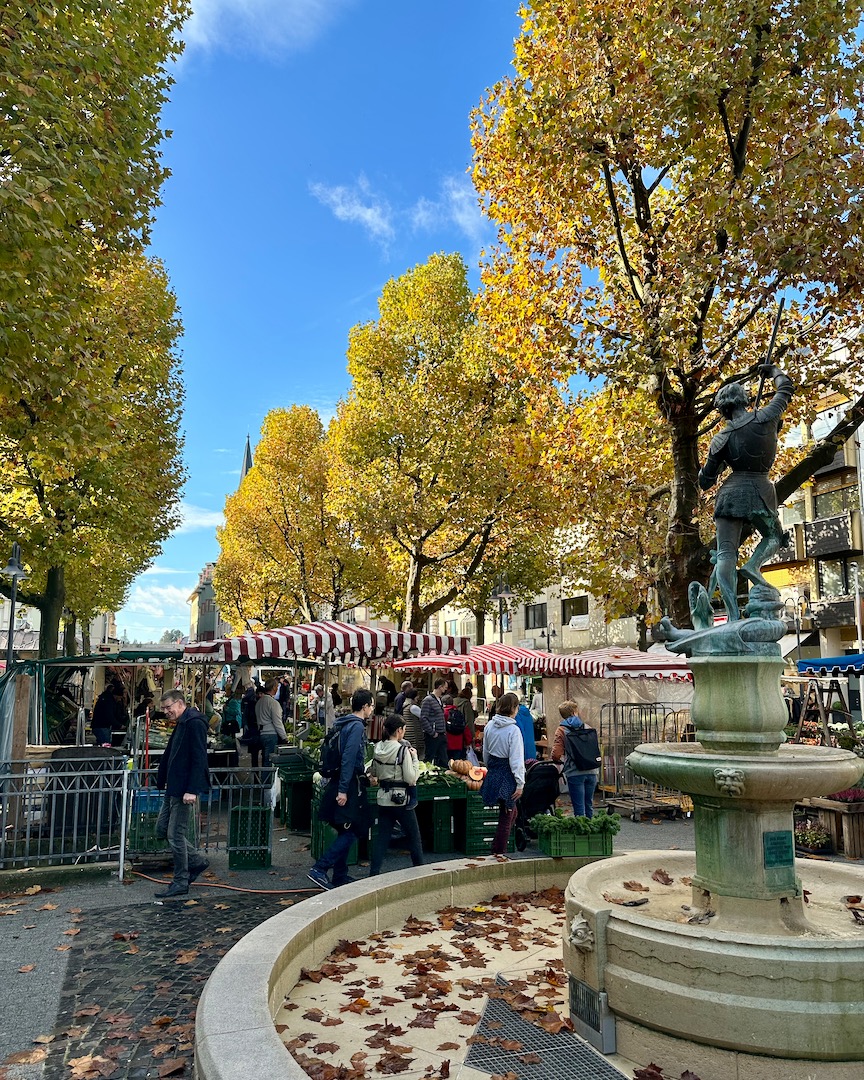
[563,364,864,1078]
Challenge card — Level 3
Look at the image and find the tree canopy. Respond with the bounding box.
[0,254,185,656]
[329,252,557,630]
[472,0,864,622]
[215,406,389,632]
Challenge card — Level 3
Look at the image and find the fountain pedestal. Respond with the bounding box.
[564,633,864,1074]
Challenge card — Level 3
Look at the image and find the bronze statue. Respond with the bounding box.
[698,363,794,621]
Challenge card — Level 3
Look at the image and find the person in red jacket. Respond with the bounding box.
[443,695,472,760]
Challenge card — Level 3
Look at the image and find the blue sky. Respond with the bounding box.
[116,0,523,642]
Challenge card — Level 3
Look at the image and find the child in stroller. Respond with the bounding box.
[514,760,561,850]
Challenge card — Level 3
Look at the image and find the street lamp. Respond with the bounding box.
[783,590,810,665]
[2,543,28,670]
[491,578,516,643]
[541,622,558,651]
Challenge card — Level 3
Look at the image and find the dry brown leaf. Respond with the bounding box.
[375,1051,414,1073]
[55,944,72,952]
[500,1040,523,1051]
[113,931,139,941]
[680,876,693,886]
[5,1047,47,1064]
[63,928,81,936]
[152,1016,174,1027]
[214,927,233,933]
[18,964,35,973]
[23,885,41,895]
[456,1011,481,1025]
[622,880,650,893]
[175,950,198,965]
[125,944,140,955]
[152,1044,175,1056]
[39,903,58,910]
[183,899,199,906]
[436,1043,460,1051]
[33,1034,55,1044]
[520,1053,542,1064]
[157,1059,187,1077]
[312,1043,340,1054]
[321,1017,343,1027]
[651,869,674,885]
[214,903,230,909]
[75,1006,102,1017]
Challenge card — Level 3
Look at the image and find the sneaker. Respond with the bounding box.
[188,860,209,884]
[307,868,332,890]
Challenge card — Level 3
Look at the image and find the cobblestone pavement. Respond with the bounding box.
[0,807,703,1079]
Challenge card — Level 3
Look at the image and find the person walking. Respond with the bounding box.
[393,680,413,717]
[368,715,423,876]
[420,678,448,767]
[154,690,210,898]
[308,689,375,890]
[514,701,537,761]
[453,683,476,738]
[255,678,288,774]
[480,691,525,855]
[551,701,601,818]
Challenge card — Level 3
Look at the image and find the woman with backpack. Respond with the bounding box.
[367,714,423,876]
[442,695,472,761]
[551,701,601,818]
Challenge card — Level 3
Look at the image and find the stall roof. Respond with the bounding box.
[566,646,692,681]
[797,653,864,677]
[183,620,469,665]
[391,643,576,676]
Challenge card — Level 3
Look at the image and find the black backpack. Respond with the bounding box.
[319,719,362,779]
[444,704,467,736]
[564,726,601,771]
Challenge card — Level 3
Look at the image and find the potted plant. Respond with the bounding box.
[529,808,621,858]
[794,817,833,855]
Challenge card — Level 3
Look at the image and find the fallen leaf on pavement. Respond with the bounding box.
[520,1054,542,1064]
[18,964,35,972]
[74,1006,102,1017]
[33,1035,55,1044]
[623,881,649,892]
[23,885,41,895]
[63,928,81,936]
[651,869,674,885]
[55,944,72,952]
[175,950,198,964]
[113,932,139,941]
[312,1043,340,1054]
[158,1059,187,1077]
[39,903,58,910]
[436,1043,460,1051]
[5,1048,47,1064]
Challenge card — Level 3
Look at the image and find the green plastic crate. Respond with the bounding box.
[537,831,613,858]
[416,780,467,801]
[228,805,272,869]
[311,814,358,865]
[463,829,516,857]
[417,798,456,853]
[127,806,198,854]
[280,779,314,830]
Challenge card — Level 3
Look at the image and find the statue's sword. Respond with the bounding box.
[752,297,785,410]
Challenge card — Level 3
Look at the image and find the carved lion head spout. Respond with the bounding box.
[713,767,746,797]
[569,914,595,951]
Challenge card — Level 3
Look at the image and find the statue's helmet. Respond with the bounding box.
[714,381,748,417]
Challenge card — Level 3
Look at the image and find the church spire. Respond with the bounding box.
[240,434,253,482]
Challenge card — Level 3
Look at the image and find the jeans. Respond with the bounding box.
[92,728,112,746]
[155,795,206,888]
[260,733,278,781]
[369,806,424,875]
[311,821,364,886]
[568,772,598,818]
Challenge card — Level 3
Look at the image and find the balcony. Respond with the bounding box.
[811,599,856,630]
[804,511,862,559]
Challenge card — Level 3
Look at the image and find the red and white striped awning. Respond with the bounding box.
[566,646,692,681]
[183,621,469,665]
[391,643,579,677]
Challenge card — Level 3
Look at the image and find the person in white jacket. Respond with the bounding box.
[368,715,424,876]
[480,692,525,855]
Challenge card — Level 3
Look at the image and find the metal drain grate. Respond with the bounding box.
[464,986,628,1080]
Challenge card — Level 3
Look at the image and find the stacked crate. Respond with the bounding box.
[228,803,273,869]
[277,760,315,831]
[463,791,515,855]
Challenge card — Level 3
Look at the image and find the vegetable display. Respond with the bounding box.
[529,808,621,836]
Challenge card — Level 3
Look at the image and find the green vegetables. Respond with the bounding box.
[529,808,621,837]
[416,763,463,787]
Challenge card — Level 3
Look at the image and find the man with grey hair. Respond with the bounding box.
[154,689,210,898]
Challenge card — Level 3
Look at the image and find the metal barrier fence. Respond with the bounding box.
[0,759,273,874]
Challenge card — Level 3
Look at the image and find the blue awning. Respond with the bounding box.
[797,653,864,677]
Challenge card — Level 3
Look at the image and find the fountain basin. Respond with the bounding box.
[565,851,864,1071]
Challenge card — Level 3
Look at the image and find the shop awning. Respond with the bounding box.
[390,643,579,677]
[566,646,692,681]
[183,621,469,665]
[797,653,864,677]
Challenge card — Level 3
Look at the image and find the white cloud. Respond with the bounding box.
[312,173,490,254]
[184,0,355,55]
[309,176,395,249]
[123,583,193,619]
[142,565,197,576]
[177,501,225,534]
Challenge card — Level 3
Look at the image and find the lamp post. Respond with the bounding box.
[2,543,28,670]
[783,595,803,665]
[541,622,558,652]
[491,578,516,644]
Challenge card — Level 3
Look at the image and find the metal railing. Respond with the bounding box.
[0,758,273,873]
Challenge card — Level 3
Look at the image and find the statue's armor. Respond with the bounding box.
[699,374,794,521]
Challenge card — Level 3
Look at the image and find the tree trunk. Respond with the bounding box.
[39,565,66,659]
[404,551,425,631]
[472,605,487,700]
[81,623,91,656]
[636,602,648,651]
[659,406,710,624]
[63,613,77,657]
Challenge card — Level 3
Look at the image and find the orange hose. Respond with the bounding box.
[131,870,317,895]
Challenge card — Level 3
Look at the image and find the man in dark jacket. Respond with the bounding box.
[154,690,210,898]
[308,688,374,890]
[420,678,448,767]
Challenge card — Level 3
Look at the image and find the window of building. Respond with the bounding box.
[500,611,512,634]
[780,497,805,528]
[444,619,459,638]
[562,596,589,622]
[813,469,859,520]
[525,602,547,630]
[818,558,849,597]
[200,599,215,615]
